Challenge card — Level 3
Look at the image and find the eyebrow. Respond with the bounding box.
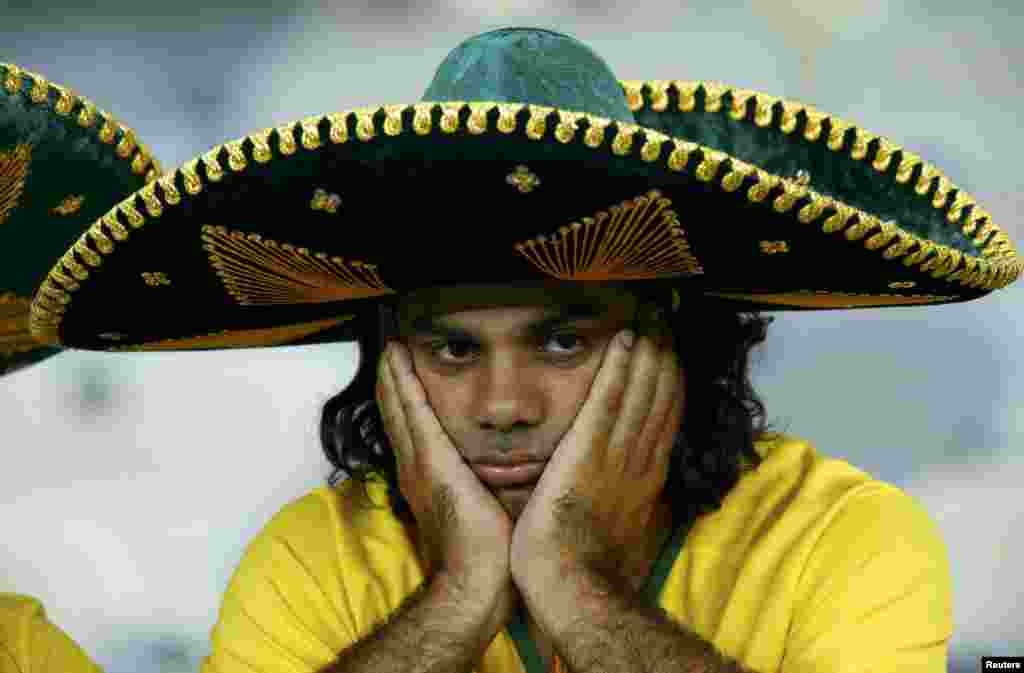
[410,303,606,339]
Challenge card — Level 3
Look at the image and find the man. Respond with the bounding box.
[0,61,160,672]
[29,28,1019,673]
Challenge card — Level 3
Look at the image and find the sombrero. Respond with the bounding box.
[1,62,160,373]
[28,28,1020,352]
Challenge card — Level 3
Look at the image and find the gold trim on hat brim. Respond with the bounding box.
[2,62,162,183]
[706,291,958,309]
[623,80,1015,252]
[1,293,58,354]
[108,315,355,351]
[29,87,1021,346]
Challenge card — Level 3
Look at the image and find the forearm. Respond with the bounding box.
[535,569,753,673]
[320,572,502,673]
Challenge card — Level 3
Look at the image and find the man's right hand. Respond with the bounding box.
[376,341,519,631]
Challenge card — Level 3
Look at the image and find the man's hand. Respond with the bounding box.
[509,317,683,593]
[377,342,519,627]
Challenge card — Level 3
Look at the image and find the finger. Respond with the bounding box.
[378,345,415,471]
[632,327,682,477]
[567,329,636,461]
[607,332,664,474]
[652,380,684,477]
[388,342,461,470]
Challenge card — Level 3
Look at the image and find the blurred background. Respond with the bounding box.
[2,1,1021,671]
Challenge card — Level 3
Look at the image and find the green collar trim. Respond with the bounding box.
[506,513,693,673]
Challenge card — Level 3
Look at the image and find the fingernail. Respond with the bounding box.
[620,330,636,350]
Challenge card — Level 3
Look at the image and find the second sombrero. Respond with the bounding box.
[2,62,160,372]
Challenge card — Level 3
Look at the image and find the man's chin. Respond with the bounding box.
[493,483,535,517]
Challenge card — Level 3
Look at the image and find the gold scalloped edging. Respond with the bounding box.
[706,290,959,309]
[621,79,1021,291]
[29,98,1022,344]
[1,62,162,183]
[108,315,356,351]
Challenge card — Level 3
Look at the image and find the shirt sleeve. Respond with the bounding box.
[781,484,953,673]
[200,496,363,673]
[0,594,104,673]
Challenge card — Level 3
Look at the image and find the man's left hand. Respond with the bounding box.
[510,317,683,595]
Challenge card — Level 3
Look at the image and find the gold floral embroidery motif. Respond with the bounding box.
[506,165,540,193]
[201,225,394,306]
[888,281,917,289]
[52,194,85,216]
[310,188,341,213]
[0,144,31,226]
[514,190,703,280]
[759,240,789,254]
[141,272,171,286]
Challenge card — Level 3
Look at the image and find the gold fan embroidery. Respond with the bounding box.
[514,189,703,280]
[0,144,31,226]
[201,225,394,305]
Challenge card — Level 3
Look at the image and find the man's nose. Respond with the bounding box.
[473,361,542,431]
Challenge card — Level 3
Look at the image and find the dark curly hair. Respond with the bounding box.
[320,290,776,528]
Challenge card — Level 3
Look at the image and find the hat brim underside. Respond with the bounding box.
[30,83,1020,352]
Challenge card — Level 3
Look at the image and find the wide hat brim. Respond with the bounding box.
[29,70,1020,352]
[1,62,161,374]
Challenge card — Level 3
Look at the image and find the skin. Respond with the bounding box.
[390,283,636,516]
[377,281,684,669]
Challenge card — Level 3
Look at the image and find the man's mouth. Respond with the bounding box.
[470,461,546,487]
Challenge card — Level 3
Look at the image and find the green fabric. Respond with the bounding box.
[506,512,693,673]
[422,28,634,125]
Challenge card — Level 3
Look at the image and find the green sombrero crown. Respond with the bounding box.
[28,28,1020,352]
[2,62,160,374]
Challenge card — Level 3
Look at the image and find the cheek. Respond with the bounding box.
[552,360,604,427]
[412,359,472,432]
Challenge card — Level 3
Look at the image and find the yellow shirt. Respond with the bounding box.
[201,434,952,673]
[0,594,102,673]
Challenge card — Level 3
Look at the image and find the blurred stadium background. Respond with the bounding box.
[2,1,1021,671]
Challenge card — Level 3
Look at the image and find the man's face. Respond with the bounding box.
[388,282,670,519]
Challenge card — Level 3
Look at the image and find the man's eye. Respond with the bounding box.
[544,332,585,355]
[430,340,477,363]
[427,333,586,364]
